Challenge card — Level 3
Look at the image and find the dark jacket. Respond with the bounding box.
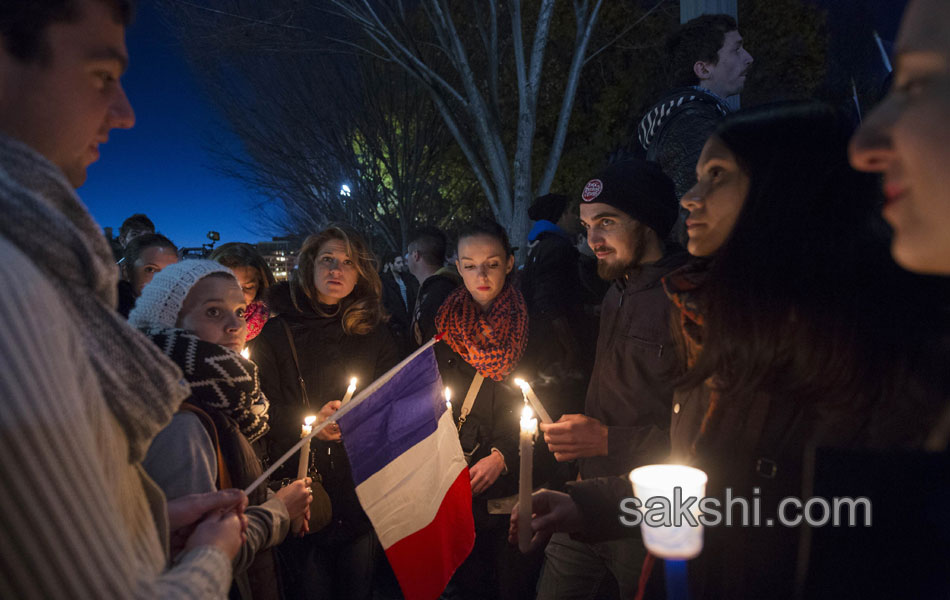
[435,342,520,506]
[381,270,419,355]
[116,279,136,318]
[250,284,400,543]
[578,251,688,480]
[520,224,596,418]
[410,266,461,349]
[637,87,731,199]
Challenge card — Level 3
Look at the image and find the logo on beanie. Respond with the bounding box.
[582,179,603,202]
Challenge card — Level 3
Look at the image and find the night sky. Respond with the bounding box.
[81,1,265,250]
[81,0,906,251]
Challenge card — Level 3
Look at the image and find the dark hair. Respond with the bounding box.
[456,219,513,258]
[408,226,447,268]
[0,0,134,63]
[121,232,176,271]
[292,225,385,335]
[682,102,926,410]
[209,242,276,302]
[119,213,154,239]
[667,14,737,88]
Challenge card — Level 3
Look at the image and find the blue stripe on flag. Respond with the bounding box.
[338,347,446,486]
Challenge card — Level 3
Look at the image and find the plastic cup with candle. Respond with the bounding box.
[513,378,553,425]
[297,415,317,479]
[341,377,358,405]
[518,403,538,553]
[629,464,708,560]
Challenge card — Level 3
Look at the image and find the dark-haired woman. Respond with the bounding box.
[435,219,533,600]
[514,103,949,598]
[117,232,178,318]
[211,242,277,342]
[251,226,399,600]
[661,102,947,597]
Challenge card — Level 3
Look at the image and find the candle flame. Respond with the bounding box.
[304,415,317,426]
[240,347,250,359]
[444,387,452,403]
[347,377,358,392]
[514,377,527,389]
[521,403,534,421]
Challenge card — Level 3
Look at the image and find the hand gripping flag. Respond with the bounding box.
[337,346,475,600]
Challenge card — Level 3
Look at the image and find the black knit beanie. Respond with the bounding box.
[528,193,569,223]
[580,159,678,238]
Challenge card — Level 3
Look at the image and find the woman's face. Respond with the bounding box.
[680,136,750,257]
[456,234,514,311]
[312,239,359,305]
[849,0,950,275]
[129,245,178,296]
[231,265,260,305]
[177,275,248,351]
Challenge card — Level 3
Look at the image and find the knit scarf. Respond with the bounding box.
[244,300,269,342]
[142,327,270,442]
[662,258,710,366]
[435,282,528,381]
[0,135,189,462]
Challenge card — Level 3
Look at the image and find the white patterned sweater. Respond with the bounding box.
[0,237,232,599]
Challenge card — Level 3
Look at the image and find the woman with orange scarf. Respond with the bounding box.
[435,219,530,600]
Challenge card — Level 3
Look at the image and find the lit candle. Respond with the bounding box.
[514,378,553,425]
[297,415,317,480]
[444,387,453,413]
[629,464,708,560]
[240,347,250,360]
[340,377,358,405]
[518,403,538,553]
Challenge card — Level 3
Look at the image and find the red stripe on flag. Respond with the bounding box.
[384,468,475,600]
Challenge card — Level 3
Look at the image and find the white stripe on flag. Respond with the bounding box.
[355,409,468,549]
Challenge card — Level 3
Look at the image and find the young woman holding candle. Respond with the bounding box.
[210,242,277,342]
[514,102,949,598]
[129,259,313,600]
[250,225,399,600]
[434,219,536,600]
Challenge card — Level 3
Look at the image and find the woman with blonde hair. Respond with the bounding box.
[251,225,399,600]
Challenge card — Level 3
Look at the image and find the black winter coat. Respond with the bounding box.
[435,342,520,505]
[579,251,687,480]
[250,287,400,543]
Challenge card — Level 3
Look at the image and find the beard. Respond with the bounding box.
[595,222,649,280]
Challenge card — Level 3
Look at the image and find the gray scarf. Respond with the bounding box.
[0,134,189,462]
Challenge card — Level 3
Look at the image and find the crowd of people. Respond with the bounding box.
[1,0,949,599]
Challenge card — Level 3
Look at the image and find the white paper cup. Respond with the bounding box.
[629,464,708,560]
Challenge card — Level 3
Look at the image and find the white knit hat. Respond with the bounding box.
[129,259,235,329]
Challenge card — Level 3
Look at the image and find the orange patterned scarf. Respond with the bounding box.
[435,282,528,381]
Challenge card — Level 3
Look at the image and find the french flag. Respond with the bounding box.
[338,345,475,600]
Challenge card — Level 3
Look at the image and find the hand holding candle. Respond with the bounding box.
[297,415,317,480]
[514,378,553,425]
[518,403,538,553]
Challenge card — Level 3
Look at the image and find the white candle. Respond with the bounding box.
[240,347,250,360]
[629,464,708,559]
[340,377,358,405]
[518,403,538,553]
[297,415,317,480]
[514,378,553,425]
